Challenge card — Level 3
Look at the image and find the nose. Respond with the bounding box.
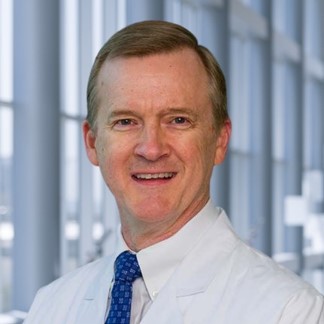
[134,124,170,161]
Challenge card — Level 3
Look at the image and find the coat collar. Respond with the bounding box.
[142,211,239,323]
[137,201,223,300]
[174,211,239,297]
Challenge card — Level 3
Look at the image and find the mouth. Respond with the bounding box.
[132,172,175,181]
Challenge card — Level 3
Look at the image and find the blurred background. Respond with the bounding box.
[0,0,324,321]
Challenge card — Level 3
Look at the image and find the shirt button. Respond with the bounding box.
[152,291,158,298]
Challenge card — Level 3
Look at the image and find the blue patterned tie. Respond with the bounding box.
[105,251,142,324]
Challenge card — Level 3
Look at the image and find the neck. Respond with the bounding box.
[121,220,184,252]
[120,198,209,251]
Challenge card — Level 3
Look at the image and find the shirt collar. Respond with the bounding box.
[116,200,220,300]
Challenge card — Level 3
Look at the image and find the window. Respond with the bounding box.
[59,0,125,274]
[0,0,13,312]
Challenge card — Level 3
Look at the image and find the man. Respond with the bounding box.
[25,20,323,323]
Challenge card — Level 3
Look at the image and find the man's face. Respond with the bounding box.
[84,48,230,234]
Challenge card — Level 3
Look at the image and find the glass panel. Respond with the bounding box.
[272,61,287,255]
[285,0,301,42]
[93,167,104,220]
[274,0,301,43]
[0,0,13,101]
[164,0,182,24]
[92,0,104,56]
[304,79,323,169]
[272,62,286,161]
[63,119,80,215]
[92,168,105,256]
[305,0,323,58]
[230,153,251,241]
[117,0,127,30]
[0,0,13,312]
[61,0,79,116]
[229,36,258,246]
[240,0,268,16]
[272,161,286,254]
[230,36,251,153]
[61,118,80,272]
[272,60,303,255]
[0,107,13,160]
[0,107,13,312]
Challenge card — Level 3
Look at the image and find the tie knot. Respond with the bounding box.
[114,251,142,283]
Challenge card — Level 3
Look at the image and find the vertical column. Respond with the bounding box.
[12,0,60,311]
[78,0,94,268]
[285,0,304,274]
[250,44,273,255]
[285,64,304,273]
[253,3,273,256]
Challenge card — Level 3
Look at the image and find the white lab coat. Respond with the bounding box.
[25,210,324,323]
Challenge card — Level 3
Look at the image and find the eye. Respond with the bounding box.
[173,117,188,124]
[168,116,192,129]
[112,118,138,131]
[116,119,133,126]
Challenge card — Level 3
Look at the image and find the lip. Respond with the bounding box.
[131,172,176,183]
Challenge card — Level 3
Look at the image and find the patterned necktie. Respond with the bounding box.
[105,251,142,324]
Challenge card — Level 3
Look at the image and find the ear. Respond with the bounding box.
[214,119,232,165]
[82,120,99,166]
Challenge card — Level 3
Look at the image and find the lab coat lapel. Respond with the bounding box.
[175,211,237,296]
[141,211,238,322]
[140,248,216,324]
[76,257,115,324]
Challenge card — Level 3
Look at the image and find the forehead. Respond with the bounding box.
[95,48,211,112]
[98,48,208,87]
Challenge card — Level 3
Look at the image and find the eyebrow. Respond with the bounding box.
[107,109,140,120]
[106,107,199,120]
[160,107,199,118]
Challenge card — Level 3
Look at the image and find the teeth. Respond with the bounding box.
[135,173,173,179]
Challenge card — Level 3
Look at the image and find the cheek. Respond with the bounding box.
[188,131,217,159]
[95,135,130,176]
[94,133,114,170]
[94,137,107,164]
[193,136,218,173]
[176,136,215,180]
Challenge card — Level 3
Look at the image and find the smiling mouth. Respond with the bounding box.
[133,172,175,180]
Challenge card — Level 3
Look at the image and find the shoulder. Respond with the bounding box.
[217,210,317,294]
[278,287,324,323]
[25,256,114,323]
[229,231,324,319]
[41,256,110,295]
[231,233,315,296]
[204,210,324,321]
